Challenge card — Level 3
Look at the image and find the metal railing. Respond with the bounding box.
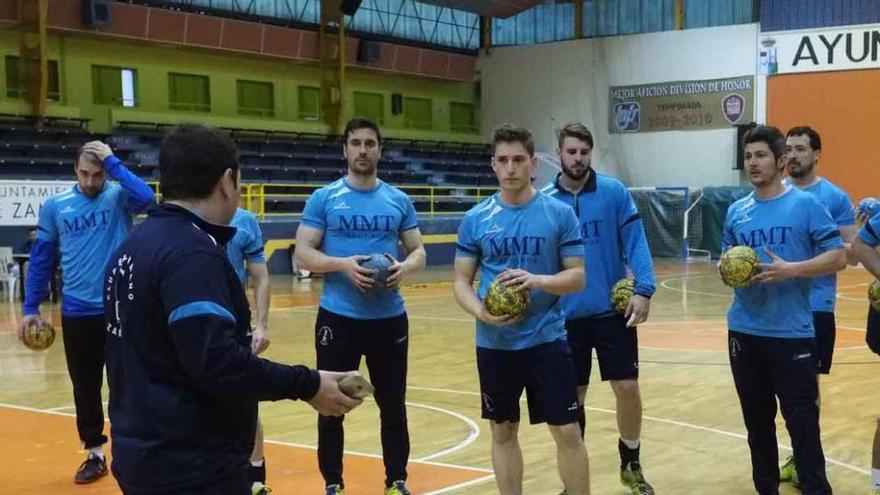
[148,181,495,218]
[241,182,495,218]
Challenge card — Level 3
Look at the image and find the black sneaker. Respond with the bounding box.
[74,453,107,484]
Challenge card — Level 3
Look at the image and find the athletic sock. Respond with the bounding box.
[87,446,104,460]
[619,437,640,469]
[250,458,266,483]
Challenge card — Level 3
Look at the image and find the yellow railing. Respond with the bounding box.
[149,181,492,218]
[242,182,495,218]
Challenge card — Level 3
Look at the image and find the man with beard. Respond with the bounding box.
[542,122,655,495]
[723,125,842,495]
[19,140,155,484]
[778,125,855,487]
[295,118,426,495]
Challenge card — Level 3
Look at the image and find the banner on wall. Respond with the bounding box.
[0,180,74,226]
[608,76,754,134]
[760,24,880,75]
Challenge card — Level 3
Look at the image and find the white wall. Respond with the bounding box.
[478,23,759,188]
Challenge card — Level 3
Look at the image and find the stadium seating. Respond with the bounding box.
[0,117,494,215]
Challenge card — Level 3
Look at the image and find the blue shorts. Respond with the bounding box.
[566,314,639,385]
[476,340,579,426]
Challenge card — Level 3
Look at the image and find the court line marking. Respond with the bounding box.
[662,274,876,307]
[261,437,493,474]
[0,401,494,475]
[303,396,482,463]
[407,401,481,462]
[277,306,872,356]
[421,474,497,494]
[659,275,732,298]
[406,386,870,476]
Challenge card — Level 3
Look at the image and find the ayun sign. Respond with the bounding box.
[760,23,880,75]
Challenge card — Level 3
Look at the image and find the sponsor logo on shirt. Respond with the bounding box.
[737,226,793,248]
[580,219,603,243]
[488,236,546,257]
[337,214,396,234]
[61,210,113,236]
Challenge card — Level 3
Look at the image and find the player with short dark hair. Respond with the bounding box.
[778,124,855,485]
[104,123,361,495]
[722,125,843,495]
[453,123,589,495]
[295,118,426,495]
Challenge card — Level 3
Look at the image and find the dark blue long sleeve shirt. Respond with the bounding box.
[543,171,656,319]
[104,203,320,493]
[24,155,154,316]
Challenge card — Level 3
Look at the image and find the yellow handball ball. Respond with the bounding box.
[719,245,761,288]
[868,280,880,311]
[610,278,635,314]
[22,321,56,351]
[484,279,530,319]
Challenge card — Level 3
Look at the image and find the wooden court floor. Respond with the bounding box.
[1,260,878,494]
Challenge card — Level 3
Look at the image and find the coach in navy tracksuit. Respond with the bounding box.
[104,124,362,495]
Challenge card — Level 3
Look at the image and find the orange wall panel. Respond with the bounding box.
[768,70,880,203]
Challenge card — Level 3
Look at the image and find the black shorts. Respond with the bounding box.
[813,311,836,374]
[314,307,408,373]
[867,306,880,356]
[566,314,639,386]
[476,340,579,426]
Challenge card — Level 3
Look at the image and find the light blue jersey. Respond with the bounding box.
[543,172,655,319]
[24,156,155,316]
[858,212,880,247]
[226,208,266,284]
[300,177,418,319]
[723,187,843,338]
[456,192,584,351]
[786,178,855,312]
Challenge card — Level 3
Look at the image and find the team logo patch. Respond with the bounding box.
[317,326,334,346]
[613,102,640,132]
[722,93,745,124]
[729,336,742,357]
[481,393,495,413]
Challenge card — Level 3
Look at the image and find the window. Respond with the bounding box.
[403,97,432,129]
[237,80,274,117]
[92,65,136,107]
[5,55,60,101]
[298,86,321,121]
[168,73,210,112]
[353,91,384,124]
[450,102,477,133]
